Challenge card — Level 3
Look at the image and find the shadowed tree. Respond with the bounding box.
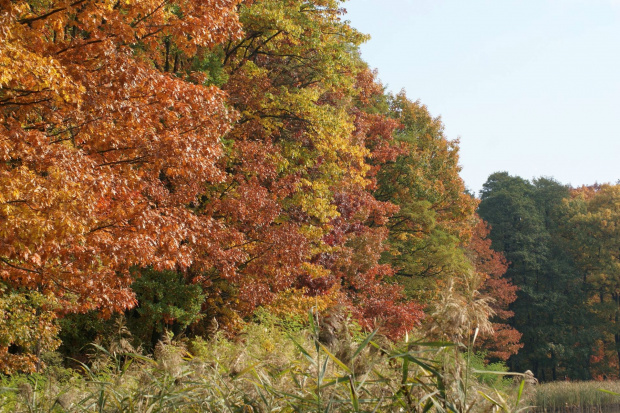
[479,173,596,380]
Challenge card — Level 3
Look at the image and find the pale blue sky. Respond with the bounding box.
[343,0,620,195]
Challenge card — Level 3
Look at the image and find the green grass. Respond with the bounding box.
[533,380,620,412]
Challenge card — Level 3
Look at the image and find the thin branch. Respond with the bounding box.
[0,257,41,274]
[130,0,168,28]
[18,0,88,25]
[56,38,108,55]
[3,200,41,212]
[0,98,52,107]
[88,223,117,233]
[90,146,138,156]
[97,155,148,167]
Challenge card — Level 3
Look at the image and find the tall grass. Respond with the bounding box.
[0,311,528,412]
[533,381,620,412]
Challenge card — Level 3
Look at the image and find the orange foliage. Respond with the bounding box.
[468,218,522,360]
[0,0,505,366]
[0,0,242,370]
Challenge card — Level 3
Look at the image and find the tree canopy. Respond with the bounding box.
[478,173,616,380]
[1,0,516,374]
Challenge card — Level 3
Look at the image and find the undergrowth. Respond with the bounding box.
[0,310,529,412]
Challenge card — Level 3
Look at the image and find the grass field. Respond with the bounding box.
[533,380,620,412]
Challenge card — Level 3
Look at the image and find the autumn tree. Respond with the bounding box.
[374,91,477,303]
[0,0,243,371]
[149,0,424,338]
[1,0,517,366]
[466,217,522,361]
[559,184,620,378]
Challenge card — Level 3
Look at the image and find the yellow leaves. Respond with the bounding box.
[301,262,331,279]
[262,286,340,320]
[0,288,61,374]
[562,184,620,292]
[0,23,84,105]
[101,0,118,12]
[241,0,303,37]
[295,179,339,223]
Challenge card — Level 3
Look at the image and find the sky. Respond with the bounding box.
[343,0,620,195]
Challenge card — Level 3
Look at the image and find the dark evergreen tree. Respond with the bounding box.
[478,173,597,380]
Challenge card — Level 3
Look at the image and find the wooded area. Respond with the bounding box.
[1,0,618,398]
[0,0,517,374]
[479,174,620,380]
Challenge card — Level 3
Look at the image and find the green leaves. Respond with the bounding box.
[376,92,477,304]
[0,286,60,374]
[127,269,206,348]
[479,173,599,380]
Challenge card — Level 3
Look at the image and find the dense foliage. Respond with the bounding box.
[0,0,521,377]
[7,0,618,402]
[478,173,620,381]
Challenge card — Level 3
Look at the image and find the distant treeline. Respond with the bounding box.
[478,173,620,381]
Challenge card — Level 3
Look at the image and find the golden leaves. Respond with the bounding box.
[0,288,61,374]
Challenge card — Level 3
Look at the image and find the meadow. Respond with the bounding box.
[532,381,620,413]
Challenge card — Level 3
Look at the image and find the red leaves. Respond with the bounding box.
[467,217,522,360]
